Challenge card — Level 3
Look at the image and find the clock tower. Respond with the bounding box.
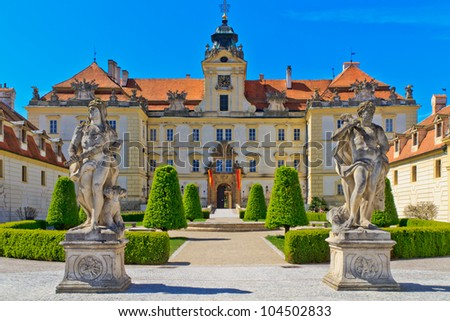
[199,12,254,114]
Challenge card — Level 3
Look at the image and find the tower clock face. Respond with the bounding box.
[218,75,231,88]
[220,56,228,62]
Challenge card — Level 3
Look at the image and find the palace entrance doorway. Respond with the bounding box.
[217,184,232,209]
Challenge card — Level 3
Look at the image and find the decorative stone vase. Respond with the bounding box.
[322,229,400,291]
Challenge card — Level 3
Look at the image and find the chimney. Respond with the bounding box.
[431,94,447,114]
[121,70,129,86]
[0,87,16,110]
[259,74,264,81]
[343,61,360,71]
[108,59,117,81]
[186,74,191,79]
[286,65,292,89]
[115,66,121,85]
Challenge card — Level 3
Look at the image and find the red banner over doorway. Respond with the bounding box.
[208,169,214,189]
[236,168,241,190]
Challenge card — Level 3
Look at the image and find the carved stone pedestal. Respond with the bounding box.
[56,230,131,293]
[322,229,400,291]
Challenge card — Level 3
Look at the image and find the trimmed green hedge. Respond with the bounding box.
[306,212,327,222]
[202,210,210,219]
[124,231,170,264]
[122,212,145,222]
[0,229,66,261]
[398,218,450,228]
[285,229,330,264]
[0,228,171,265]
[386,227,450,259]
[0,220,47,230]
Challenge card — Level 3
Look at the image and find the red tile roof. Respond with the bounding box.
[388,105,450,163]
[41,61,398,112]
[0,103,66,168]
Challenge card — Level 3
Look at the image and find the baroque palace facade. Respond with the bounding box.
[26,14,419,211]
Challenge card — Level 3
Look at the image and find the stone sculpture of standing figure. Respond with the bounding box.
[66,98,125,237]
[327,101,389,232]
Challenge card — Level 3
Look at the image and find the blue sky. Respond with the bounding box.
[2,0,450,122]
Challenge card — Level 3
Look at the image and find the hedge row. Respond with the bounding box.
[0,220,47,230]
[284,229,330,264]
[285,222,450,264]
[306,212,327,222]
[399,218,450,228]
[121,212,145,222]
[0,228,170,264]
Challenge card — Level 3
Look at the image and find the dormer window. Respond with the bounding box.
[57,144,62,157]
[39,137,46,150]
[0,120,3,135]
[394,140,399,153]
[21,128,27,144]
[436,122,443,138]
[412,132,418,146]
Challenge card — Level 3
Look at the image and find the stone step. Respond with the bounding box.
[187,221,272,232]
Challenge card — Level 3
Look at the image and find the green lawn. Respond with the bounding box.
[266,235,285,253]
[169,237,187,256]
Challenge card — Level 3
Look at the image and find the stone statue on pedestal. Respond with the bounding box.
[57,98,130,293]
[323,101,399,291]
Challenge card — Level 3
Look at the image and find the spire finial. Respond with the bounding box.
[220,0,230,21]
[93,46,97,62]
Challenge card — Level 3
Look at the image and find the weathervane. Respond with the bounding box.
[220,0,230,19]
[350,50,356,63]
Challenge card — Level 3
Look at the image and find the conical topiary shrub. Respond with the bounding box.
[372,178,399,227]
[183,183,202,222]
[244,183,267,221]
[265,166,308,233]
[46,176,79,230]
[143,165,187,231]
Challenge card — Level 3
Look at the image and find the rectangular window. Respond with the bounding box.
[216,159,223,173]
[225,128,232,141]
[40,137,46,150]
[337,184,344,195]
[108,120,117,130]
[293,128,301,141]
[436,123,443,138]
[278,160,285,167]
[21,129,27,144]
[216,129,223,141]
[192,159,200,172]
[393,170,398,185]
[0,120,3,135]
[293,159,300,169]
[249,159,256,173]
[49,120,57,134]
[411,165,417,182]
[167,159,174,167]
[337,119,344,129]
[385,119,393,133]
[41,171,46,186]
[220,95,229,111]
[57,145,62,157]
[149,159,157,172]
[149,129,157,141]
[192,129,200,142]
[225,159,233,173]
[394,140,399,153]
[166,129,174,141]
[412,133,418,146]
[278,129,285,141]
[22,166,27,182]
[249,128,256,141]
[435,159,442,178]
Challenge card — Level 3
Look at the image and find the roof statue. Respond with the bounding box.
[405,84,414,99]
[350,79,378,101]
[71,78,98,100]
